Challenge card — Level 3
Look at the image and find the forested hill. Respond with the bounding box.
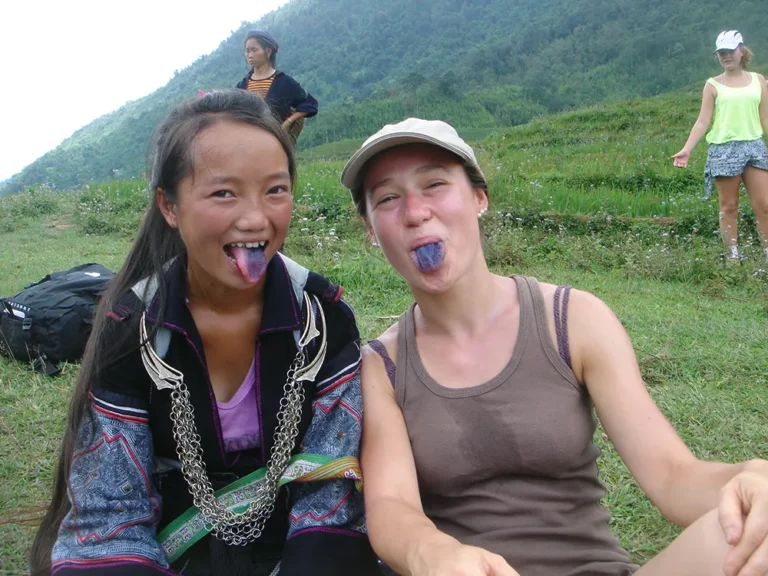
[3,0,767,194]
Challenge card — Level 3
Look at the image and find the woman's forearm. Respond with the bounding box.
[657,459,768,526]
[285,111,307,125]
[681,120,710,153]
[367,497,459,575]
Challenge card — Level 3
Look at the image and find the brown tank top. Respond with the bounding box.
[391,276,638,576]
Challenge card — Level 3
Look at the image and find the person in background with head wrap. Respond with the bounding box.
[236,30,319,143]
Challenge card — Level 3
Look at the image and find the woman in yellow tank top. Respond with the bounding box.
[673,31,768,263]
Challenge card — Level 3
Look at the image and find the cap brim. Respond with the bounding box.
[340,132,472,191]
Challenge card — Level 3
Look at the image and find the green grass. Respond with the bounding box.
[1,93,767,573]
[299,138,364,161]
[298,87,759,227]
[298,127,501,162]
[477,88,745,219]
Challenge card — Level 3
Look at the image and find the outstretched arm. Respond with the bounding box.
[567,289,768,574]
[673,82,717,168]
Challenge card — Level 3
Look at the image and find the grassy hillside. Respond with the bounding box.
[3,0,768,193]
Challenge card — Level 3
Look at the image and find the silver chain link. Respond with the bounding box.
[140,294,321,546]
[168,348,305,545]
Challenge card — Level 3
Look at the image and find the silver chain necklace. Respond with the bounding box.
[139,292,327,546]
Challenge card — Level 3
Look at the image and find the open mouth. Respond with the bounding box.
[224,242,269,284]
[411,241,445,273]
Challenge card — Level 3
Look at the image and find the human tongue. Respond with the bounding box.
[412,242,444,273]
[230,245,268,284]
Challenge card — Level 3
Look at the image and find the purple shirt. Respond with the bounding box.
[216,359,260,453]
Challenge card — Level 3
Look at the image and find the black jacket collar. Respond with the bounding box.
[146,254,302,335]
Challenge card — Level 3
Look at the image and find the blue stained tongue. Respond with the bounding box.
[231,246,268,284]
[412,242,444,273]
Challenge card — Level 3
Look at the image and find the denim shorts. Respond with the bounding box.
[704,138,768,199]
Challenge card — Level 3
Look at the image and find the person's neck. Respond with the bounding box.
[186,265,265,315]
[253,64,275,79]
[722,67,746,78]
[411,254,509,338]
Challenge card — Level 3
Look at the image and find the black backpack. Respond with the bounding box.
[0,263,114,375]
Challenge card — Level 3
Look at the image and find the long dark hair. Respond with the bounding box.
[29,89,296,575]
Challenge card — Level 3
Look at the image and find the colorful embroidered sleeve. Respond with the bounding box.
[278,301,379,575]
[51,389,174,575]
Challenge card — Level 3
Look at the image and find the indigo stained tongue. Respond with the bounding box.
[230,246,268,284]
[412,242,444,273]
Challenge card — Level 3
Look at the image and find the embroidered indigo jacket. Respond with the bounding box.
[51,254,378,575]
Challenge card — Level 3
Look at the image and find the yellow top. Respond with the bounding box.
[246,75,276,99]
[706,72,764,144]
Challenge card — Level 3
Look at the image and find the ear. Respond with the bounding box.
[362,216,378,245]
[473,186,489,214]
[156,189,179,229]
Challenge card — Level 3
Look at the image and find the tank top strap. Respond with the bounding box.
[706,72,760,92]
[513,274,538,331]
[515,276,580,390]
[368,339,396,388]
[553,285,573,370]
[395,306,413,407]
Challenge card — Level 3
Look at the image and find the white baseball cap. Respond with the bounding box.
[715,30,744,52]
[340,118,486,210]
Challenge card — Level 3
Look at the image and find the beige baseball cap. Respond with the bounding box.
[340,118,486,211]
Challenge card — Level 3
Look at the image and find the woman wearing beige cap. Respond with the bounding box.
[343,118,768,576]
[673,30,768,263]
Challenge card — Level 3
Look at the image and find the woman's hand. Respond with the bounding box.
[672,149,691,168]
[719,470,768,576]
[410,541,520,576]
[281,118,294,131]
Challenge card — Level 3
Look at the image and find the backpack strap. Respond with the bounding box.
[130,255,310,360]
[32,355,60,376]
[277,253,309,349]
[130,270,172,359]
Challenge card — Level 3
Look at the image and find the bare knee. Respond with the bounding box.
[749,195,768,219]
[719,202,739,219]
[638,509,730,576]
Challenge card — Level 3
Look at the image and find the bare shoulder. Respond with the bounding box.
[377,322,400,354]
[361,321,400,398]
[563,287,620,327]
[536,280,557,300]
[362,321,399,361]
[536,281,622,378]
[566,288,634,378]
[535,281,605,316]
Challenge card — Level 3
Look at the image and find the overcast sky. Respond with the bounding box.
[0,0,289,181]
